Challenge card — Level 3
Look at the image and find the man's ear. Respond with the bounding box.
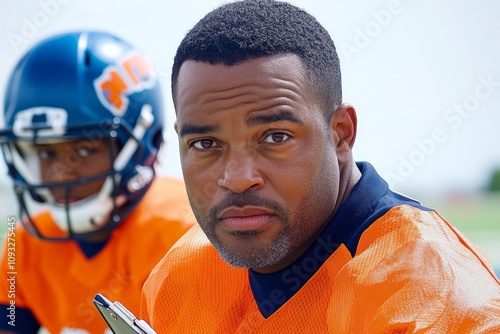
[329,103,357,164]
[174,121,179,135]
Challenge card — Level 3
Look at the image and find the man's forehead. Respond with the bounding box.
[180,53,304,73]
[176,55,310,107]
[177,54,307,91]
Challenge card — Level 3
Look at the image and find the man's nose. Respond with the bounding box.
[217,150,264,193]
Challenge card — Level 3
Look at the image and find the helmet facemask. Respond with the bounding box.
[1,105,157,241]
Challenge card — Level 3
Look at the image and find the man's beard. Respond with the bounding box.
[209,224,293,268]
[195,191,294,269]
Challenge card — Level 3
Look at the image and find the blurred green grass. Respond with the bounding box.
[423,193,500,277]
[424,193,500,231]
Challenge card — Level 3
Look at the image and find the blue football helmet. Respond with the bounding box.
[0,31,165,241]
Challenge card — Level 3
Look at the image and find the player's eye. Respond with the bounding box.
[36,149,55,160]
[263,132,290,144]
[77,145,95,157]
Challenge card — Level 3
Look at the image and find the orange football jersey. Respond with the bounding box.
[141,163,500,333]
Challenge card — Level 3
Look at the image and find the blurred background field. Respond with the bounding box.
[425,193,500,276]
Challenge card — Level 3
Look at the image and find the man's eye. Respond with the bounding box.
[263,132,290,144]
[77,146,94,157]
[192,139,217,149]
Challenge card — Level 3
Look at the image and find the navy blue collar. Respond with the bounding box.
[76,237,109,259]
[249,161,427,318]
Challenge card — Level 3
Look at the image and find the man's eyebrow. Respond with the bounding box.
[246,111,302,127]
[178,111,301,137]
[178,124,220,137]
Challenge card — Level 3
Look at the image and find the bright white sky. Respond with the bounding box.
[1,0,500,199]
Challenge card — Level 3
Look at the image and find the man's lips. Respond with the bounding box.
[218,206,275,232]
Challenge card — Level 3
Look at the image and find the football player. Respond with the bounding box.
[0,31,195,333]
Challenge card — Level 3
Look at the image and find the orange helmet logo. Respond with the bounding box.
[94,52,156,115]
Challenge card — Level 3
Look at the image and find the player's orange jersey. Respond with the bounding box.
[0,176,196,333]
[141,163,500,333]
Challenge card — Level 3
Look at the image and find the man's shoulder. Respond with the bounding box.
[359,204,447,246]
[354,204,499,283]
[352,205,453,273]
[335,204,500,332]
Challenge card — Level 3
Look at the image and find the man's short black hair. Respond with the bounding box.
[172,0,342,119]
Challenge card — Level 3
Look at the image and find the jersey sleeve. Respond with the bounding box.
[328,206,500,333]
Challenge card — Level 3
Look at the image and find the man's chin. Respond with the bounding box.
[212,240,287,270]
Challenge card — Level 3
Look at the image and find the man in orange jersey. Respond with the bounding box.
[141,1,500,333]
[0,31,195,333]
